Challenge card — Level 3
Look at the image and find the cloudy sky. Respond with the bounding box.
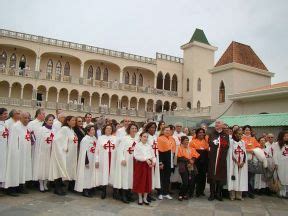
[0,0,287,83]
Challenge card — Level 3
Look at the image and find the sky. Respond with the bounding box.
[0,0,287,83]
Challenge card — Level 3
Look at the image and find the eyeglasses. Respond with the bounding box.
[268,137,274,138]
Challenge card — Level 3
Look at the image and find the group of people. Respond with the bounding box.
[0,107,287,206]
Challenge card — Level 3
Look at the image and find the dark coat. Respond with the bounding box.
[207,130,230,184]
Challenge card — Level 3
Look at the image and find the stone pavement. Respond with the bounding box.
[0,189,287,216]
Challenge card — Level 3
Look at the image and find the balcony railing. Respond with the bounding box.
[0,68,179,97]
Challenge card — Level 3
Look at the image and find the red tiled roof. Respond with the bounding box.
[241,81,288,93]
[215,41,268,71]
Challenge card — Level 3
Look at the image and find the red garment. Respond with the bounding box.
[133,160,152,193]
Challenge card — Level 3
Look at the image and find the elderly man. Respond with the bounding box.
[207,119,230,201]
[5,112,32,196]
[52,112,66,133]
[5,109,20,130]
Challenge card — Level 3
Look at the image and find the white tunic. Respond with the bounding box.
[5,118,16,130]
[5,121,32,188]
[98,135,117,186]
[227,139,248,191]
[49,126,78,181]
[28,118,44,180]
[35,126,54,180]
[273,143,288,185]
[52,119,62,133]
[134,141,155,162]
[75,135,99,192]
[114,135,137,189]
[0,121,8,183]
[148,134,161,189]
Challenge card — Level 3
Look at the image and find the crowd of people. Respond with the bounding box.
[0,107,287,205]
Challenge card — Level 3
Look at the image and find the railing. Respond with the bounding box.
[165,106,212,117]
[156,52,184,64]
[0,29,157,65]
[0,68,179,97]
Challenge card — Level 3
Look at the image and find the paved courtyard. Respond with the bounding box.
[0,189,287,216]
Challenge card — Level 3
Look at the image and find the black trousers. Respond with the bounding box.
[209,180,223,197]
[248,172,255,194]
[196,164,207,195]
[159,150,172,195]
[179,170,196,197]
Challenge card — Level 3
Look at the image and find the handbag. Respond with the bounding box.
[269,171,281,193]
[248,159,264,174]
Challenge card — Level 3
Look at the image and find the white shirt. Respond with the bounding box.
[134,142,155,162]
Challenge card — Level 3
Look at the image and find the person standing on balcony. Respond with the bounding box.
[29,108,45,180]
[34,114,55,192]
[5,112,32,196]
[114,123,139,203]
[49,116,78,195]
[83,113,94,128]
[0,108,8,189]
[5,109,20,130]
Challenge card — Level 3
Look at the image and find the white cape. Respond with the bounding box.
[148,134,161,189]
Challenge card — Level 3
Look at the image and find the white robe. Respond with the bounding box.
[75,135,99,192]
[114,135,137,189]
[5,118,16,130]
[273,143,288,185]
[28,118,44,180]
[49,126,78,181]
[98,135,117,186]
[5,121,32,188]
[227,139,248,191]
[0,121,8,183]
[52,119,62,133]
[148,134,161,189]
[35,126,54,180]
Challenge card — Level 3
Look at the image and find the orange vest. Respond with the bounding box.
[189,138,209,150]
[157,135,174,152]
[177,145,200,160]
[242,136,260,153]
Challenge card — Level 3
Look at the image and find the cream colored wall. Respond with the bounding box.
[123,67,154,87]
[83,61,120,81]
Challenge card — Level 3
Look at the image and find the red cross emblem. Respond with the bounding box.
[2,127,9,138]
[45,133,54,144]
[73,136,78,144]
[25,130,31,141]
[152,141,158,157]
[127,141,137,154]
[103,140,115,174]
[234,145,245,163]
[90,141,97,153]
[282,147,288,157]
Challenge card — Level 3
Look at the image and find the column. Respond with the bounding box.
[161,104,164,112]
[162,78,165,90]
[8,87,11,98]
[154,76,157,88]
[127,99,130,109]
[120,70,123,83]
[34,55,41,71]
[153,103,156,112]
[170,79,172,91]
[80,63,84,78]
[32,89,37,100]
[108,98,111,109]
[20,87,24,99]
[56,91,59,103]
[89,95,92,107]
[144,102,147,112]
[136,101,139,111]
[118,99,121,109]
[45,91,48,102]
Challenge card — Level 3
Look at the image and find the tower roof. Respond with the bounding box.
[189,28,210,45]
[215,41,268,71]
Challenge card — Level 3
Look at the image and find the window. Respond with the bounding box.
[64,62,70,76]
[56,61,62,75]
[186,78,190,92]
[187,102,191,109]
[124,72,130,84]
[87,65,93,79]
[219,81,226,103]
[197,100,201,111]
[96,67,101,80]
[46,59,53,79]
[9,53,17,68]
[156,72,163,89]
[103,67,108,81]
[0,51,7,68]
[138,74,143,86]
[171,74,177,91]
[132,73,136,85]
[197,78,201,91]
[164,73,171,90]
[19,55,26,69]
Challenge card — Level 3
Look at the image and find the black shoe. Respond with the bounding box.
[54,188,66,196]
[6,188,19,197]
[101,187,106,199]
[121,190,129,204]
[18,185,29,194]
[113,189,120,200]
[216,195,223,201]
[138,201,143,205]
[83,189,92,198]
[248,193,255,199]
[208,195,215,201]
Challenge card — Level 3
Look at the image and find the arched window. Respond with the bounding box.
[103,67,108,81]
[187,78,190,92]
[87,65,93,79]
[138,74,143,86]
[219,81,226,103]
[197,78,201,91]
[124,72,130,84]
[96,67,101,80]
[46,59,53,79]
[197,100,201,111]
[0,51,7,68]
[19,55,26,69]
[164,73,170,90]
[156,72,163,89]
[132,73,136,85]
[171,102,177,111]
[187,102,191,109]
[9,53,17,68]
[64,62,70,76]
[171,74,177,91]
[56,61,62,75]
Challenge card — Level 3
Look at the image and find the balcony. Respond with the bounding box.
[0,68,178,97]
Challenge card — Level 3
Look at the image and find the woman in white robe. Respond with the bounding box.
[75,125,99,197]
[35,114,55,192]
[227,128,248,200]
[0,108,8,188]
[98,124,117,199]
[49,116,77,196]
[273,131,288,198]
[114,123,138,203]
